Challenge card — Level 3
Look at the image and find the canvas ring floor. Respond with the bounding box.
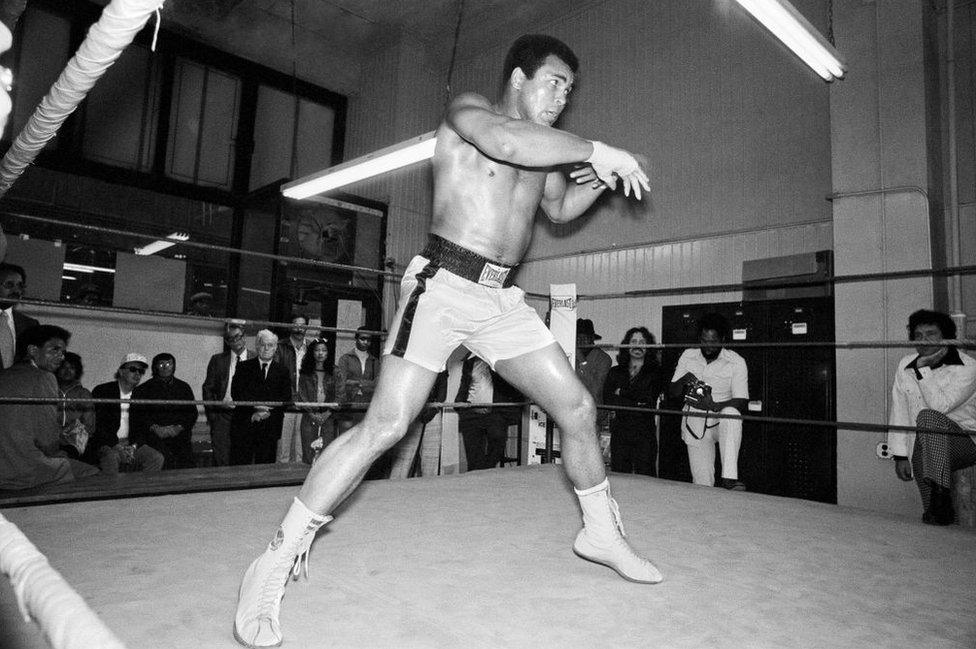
[1,464,974,649]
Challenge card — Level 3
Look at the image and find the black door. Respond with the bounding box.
[658,297,836,503]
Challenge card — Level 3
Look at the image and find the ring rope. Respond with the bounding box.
[4,396,973,439]
[604,339,976,350]
[8,207,976,293]
[14,296,388,340]
[525,262,976,301]
[2,208,400,279]
[15,294,974,351]
[0,514,128,648]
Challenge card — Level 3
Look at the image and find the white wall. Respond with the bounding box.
[26,304,229,431]
[830,1,935,515]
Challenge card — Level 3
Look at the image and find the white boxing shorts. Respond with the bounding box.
[382,235,556,372]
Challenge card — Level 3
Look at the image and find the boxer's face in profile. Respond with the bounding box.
[514,54,574,127]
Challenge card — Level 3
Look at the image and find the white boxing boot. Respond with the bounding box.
[573,479,663,584]
[234,497,332,647]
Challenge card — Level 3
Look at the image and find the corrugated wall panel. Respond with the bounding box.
[517,221,832,344]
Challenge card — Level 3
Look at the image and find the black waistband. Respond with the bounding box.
[420,234,517,288]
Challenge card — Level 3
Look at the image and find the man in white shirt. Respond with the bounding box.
[669,313,749,490]
[887,309,976,525]
[203,323,250,466]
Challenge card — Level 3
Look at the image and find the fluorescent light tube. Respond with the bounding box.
[63,262,115,274]
[134,232,190,256]
[282,131,437,199]
[734,0,846,81]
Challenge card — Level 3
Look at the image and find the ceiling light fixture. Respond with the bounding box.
[63,262,115,274]
[733,0,846,81]
[134,231,190,256]
[282,131,437,199]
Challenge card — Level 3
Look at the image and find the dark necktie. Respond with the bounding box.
[261,362,269,379]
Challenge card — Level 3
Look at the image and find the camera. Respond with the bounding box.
[684,379,711,401]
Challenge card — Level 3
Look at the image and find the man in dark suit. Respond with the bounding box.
[202,323,250,466]
[0,262,39,370]
[230,329,292,465]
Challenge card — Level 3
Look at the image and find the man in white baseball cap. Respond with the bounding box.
[87,353,164,473]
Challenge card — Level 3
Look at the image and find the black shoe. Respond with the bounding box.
[720,478,746,491]
[923,479,955,525]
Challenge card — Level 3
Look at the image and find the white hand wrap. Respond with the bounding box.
[586,140,639,176]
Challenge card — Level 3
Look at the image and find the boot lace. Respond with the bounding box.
[256,522,318,614]
[608,494,627,538]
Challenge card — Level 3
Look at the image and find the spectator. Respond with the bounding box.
[276,315,309,463]
[0,262,39,370]
[603,327,665,476]
[669,313,749,490]
[454,353,521,471]
[74,282,104,307]
[56,351,95,460]
[230,329,291,465]
[389,371,449,478]
[576,318,613,404]
[202,323,251,466]
[297,337,336,464]
[888,309,976,525]
[187,291,216,317]
[334,326,380,435]
[0,325,98,489]
[131,353,198,470]
[90,354,165,474]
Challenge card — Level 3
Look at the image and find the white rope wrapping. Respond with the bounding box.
[0,514,128,649]
[0,0,166,196]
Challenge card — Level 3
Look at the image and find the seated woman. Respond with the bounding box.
[298,337,336,464]
[603,327,665,476]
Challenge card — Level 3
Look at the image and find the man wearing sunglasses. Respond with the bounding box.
[89,353,164,473]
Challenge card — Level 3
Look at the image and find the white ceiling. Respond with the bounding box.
[160,0,585,94]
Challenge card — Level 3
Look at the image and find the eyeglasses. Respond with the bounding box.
[123,366,146,374]
[224,334,244,343]
[355,337,371,342]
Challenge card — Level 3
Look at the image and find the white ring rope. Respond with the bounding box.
[0,514,128,649]
[0,0,167,197]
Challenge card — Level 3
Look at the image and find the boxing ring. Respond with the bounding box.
[1,464,974,649]
[0,3,975,647]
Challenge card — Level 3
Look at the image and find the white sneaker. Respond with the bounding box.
[234,498,331,648]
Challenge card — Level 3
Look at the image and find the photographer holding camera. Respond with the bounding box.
[669,313,749,490]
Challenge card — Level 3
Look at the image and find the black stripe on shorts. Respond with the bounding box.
[391,261,438,358]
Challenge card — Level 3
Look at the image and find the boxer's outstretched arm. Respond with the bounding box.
[446,92,593,167]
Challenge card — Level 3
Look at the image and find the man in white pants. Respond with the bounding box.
[669,312,749,490]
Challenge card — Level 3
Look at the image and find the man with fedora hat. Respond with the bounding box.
[576,319,612,408]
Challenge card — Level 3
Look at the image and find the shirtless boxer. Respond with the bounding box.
[234,34,661,648]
